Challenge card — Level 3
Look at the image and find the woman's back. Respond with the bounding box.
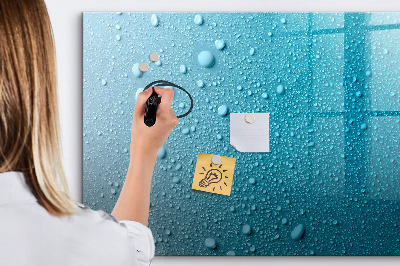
[0,172,154,266]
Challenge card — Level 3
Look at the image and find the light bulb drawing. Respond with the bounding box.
[198,162,229,192]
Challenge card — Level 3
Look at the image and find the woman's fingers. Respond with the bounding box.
[134,87,177,127]
[153,87,175,107]
[133,88,152,117]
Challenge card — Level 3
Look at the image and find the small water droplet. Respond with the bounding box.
[204,238,216,249]
[151,14,159,27]
[242,224,252,235]
[194,14,204,25]
[215,40,226,50]
[217,105,228,116]
[277,85,285,95]
[180,65,187,74]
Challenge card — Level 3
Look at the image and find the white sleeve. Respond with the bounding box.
[119,220,155,265]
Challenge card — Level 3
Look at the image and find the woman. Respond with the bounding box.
[0,0,178,265]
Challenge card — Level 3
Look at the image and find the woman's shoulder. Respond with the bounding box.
[74,202,120,224]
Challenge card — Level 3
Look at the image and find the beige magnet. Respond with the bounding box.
[139,62,149,72]
[245,113,256,124]
[211,155,222,165]
[149,52,159,62]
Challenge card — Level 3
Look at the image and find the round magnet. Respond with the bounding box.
[211,155,222,165]
[139,62,149,72]
[245,113,255,124]
[149,52,159,62]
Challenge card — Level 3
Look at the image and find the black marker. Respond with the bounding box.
[142,80,194,127]
[144,88,159,127]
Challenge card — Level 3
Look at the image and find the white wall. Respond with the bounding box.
[45,0,400,265]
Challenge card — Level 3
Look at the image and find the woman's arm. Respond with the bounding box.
[112,87,178,226]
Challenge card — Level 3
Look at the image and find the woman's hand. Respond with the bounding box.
[112,86,178,225]
[130,86,178,158]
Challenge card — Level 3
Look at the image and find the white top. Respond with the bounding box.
[0,171,155,266]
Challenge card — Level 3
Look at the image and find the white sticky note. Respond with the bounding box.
[230,113,270,152]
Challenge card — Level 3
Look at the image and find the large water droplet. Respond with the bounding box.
[198,51,215,68]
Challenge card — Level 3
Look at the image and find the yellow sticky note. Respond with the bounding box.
[192,153,236,196]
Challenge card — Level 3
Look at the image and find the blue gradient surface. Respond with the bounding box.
[83,12,400,255]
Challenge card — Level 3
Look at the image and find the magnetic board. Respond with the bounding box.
[83,12,400,255]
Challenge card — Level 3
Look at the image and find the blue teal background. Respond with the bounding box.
[83,12,400,255]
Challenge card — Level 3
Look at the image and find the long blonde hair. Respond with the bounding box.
[0,0,75,216]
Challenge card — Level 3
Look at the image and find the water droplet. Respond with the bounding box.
[262,92,268,99]
[197,80,205,88]
[194,14,203,25]
[215,40,226,50]
[132,63,143,78]
[175,163,182,170]
[116,35,121,41]
[101,79,107,86]
[151,14,159,27]
[217,105,228,117]
[182,128,190,135]
[291,224,305,240]
[227,251,236,256]
[157,146,167,159]
[242,224,252,235]
[360,123,367,130]
[198,51,215,68]
[277,85,285,95]
[180,65,187,74]
[250,47,255,56]
[204,238,216,249]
